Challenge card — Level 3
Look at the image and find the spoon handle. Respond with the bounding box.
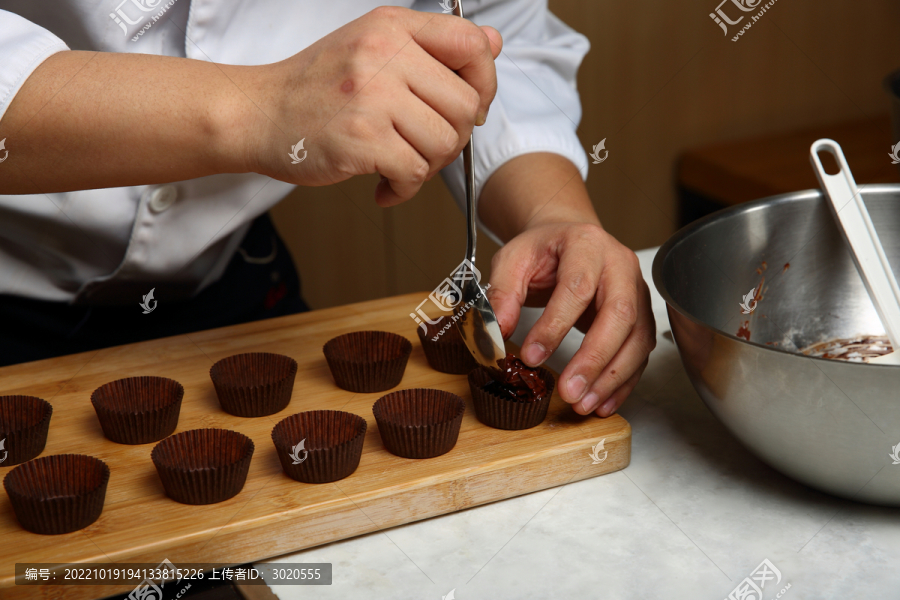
[452,0,478,264]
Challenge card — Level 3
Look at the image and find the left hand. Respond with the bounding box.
[487,221,656,417]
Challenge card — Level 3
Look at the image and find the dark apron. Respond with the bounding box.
[0,212,309,367]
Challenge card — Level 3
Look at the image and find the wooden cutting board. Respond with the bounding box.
[0,293,630,600]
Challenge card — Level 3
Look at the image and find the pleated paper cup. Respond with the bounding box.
[0,396,52,466]
[151,428,254,505]
[271,410,367,483]
[3,454,109,535]
[416,319,477,375]
[468,367,556,430]
[372,389,465,459]
[209,353,298,417]
[90,377,183,445]
[323,331,412,393]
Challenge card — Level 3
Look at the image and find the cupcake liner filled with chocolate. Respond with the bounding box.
[90,376,184,445]
[151,428,254,505]
[0,396,52,466]
[372,388,465,459]
[210,352,298,417]
[416,319,478,374]
[323,331,412,393]
[468,355,556,430]
[271,410,367,483]
[3,454,109,535]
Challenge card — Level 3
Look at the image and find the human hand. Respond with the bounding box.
[487,222,656,417]
[232,6,502,205]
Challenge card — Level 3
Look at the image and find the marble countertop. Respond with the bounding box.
[262,247,900,599]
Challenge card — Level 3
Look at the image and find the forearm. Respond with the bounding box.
[478,152,601,242]
[0,50,252,194]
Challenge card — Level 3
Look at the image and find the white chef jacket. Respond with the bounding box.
[0,0,589,304]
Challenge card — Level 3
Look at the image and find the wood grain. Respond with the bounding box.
[679,115,900,206]
[0,293,629,600]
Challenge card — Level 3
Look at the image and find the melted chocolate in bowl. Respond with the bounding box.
[801,336,893,362]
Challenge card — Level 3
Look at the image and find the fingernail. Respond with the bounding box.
[579,392,600,413]
[522,342,547,366]
[598,398,617,417]
[567,375,587,401]
[475,111,487,126]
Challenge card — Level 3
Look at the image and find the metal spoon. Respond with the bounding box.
[810,138,900,365]
[450,0,506,373]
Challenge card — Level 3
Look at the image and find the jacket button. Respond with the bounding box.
[146,185,178,213]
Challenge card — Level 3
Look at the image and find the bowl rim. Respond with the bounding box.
[651,184,900,367]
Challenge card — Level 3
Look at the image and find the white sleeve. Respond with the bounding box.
[412,0,590,245]
[0,10,70,122]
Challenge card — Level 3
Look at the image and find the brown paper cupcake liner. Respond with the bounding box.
[468,367,556,430]
[416,319,478,375]
[323,331,412,393]
[271,410,367,483]
[90,377,184,445]
[210,353,298,417]
[3,454,109,535]
[151,428,254,505]
[372,389,465,459]
[0,396,52,466]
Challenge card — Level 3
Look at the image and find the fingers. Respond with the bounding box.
[407,11,499,122]
[588,360,646,418]
[484,243,538,339]
[519,229,604,368]
[480,26,503,60]
[390,93,462,178]
[371,128,430,206]
[564,274,656,410]
[397,44,478,173]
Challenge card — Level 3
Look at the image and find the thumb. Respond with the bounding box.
[480,26,503,59]
[485,253,529,340]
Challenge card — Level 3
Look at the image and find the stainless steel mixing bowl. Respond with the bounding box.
[653,185,900,506]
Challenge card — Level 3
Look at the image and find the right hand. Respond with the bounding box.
[228,6,503,206]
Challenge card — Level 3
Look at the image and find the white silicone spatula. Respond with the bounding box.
[811,138,900,365]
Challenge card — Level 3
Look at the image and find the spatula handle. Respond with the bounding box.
[811,138,900,348]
